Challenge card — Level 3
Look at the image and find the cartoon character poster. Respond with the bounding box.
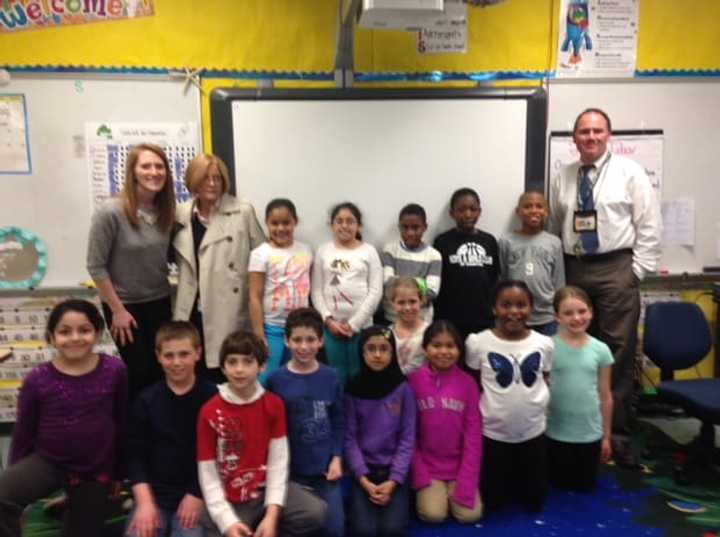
[556,0,639,78]
[560,2,592,66]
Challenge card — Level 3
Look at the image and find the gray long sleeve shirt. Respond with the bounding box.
[86,198,171,303]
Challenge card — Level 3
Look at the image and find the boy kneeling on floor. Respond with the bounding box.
[197,329,327,537]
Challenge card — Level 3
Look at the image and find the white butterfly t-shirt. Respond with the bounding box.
[466,329,554,443]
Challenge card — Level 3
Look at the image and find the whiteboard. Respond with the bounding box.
[211,88,547,252]
[0,75,201,287]
[548,79,720,274]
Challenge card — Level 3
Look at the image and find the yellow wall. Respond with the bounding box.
[0,0,339,72]
[636,0,720,71]
[1,1,719,72]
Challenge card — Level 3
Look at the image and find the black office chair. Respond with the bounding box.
[643,301,719,482]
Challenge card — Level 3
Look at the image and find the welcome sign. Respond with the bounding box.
[0,0,154,33]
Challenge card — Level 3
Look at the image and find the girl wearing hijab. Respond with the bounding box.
[344,326,416,537]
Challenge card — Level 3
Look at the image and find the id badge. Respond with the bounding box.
[573,210,597,232]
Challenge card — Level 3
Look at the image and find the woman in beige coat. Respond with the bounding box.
[173,154,264,380]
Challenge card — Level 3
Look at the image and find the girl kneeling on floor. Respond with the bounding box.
[408,320,483,524]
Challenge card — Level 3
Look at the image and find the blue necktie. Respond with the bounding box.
[579,164,599,254]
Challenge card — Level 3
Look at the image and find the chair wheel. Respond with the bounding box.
[673,465,692,486]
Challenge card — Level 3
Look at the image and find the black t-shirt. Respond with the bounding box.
[433,228,499,336]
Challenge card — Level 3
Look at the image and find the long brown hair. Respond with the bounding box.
[121,143,176,233]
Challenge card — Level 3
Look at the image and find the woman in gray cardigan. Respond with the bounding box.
[173,154,264,381]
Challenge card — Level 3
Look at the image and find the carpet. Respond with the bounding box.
[21,420,720,537]
[405,419,719,537]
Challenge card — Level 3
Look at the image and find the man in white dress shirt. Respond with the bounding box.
[548,108,662,466]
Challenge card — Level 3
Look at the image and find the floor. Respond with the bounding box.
[12,417,720,537]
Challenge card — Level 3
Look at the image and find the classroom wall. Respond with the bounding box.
[2,3,720,281]
[548,78,720,274]
[0,76,200,287]
[0,2,717,400]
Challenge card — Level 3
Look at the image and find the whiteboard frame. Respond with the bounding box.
[210,87,548,196]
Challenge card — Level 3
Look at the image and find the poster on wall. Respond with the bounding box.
[555,0,639,78]
[417,0,468,54]
[0,95,31,174]
[548,132,663,198]
[0,0,155,34]
[85,122,199,211]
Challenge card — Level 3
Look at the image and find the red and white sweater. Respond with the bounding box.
[197,383,289,534]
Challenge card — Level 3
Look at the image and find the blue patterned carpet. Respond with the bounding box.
[22,421,719,537]
[409,472,663,537]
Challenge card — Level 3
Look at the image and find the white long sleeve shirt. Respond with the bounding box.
[548,151,662,279]
[311,241,383,332]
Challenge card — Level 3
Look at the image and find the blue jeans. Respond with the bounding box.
[126,506,204,537]
[349,477,409,537]
[294,475,345,537]
[260,323,291,385]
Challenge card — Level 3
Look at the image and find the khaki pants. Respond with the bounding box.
[416,480,483,524]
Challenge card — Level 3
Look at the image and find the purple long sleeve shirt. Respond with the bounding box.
[344,382,416,484]
[10,354,128,478]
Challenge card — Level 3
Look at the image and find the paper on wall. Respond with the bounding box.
[417,0,467,54]
[0,95,31,174]
[85,122,199,211]
[661,198,694,247]
[555,0,639,78]
[548,133,663,201]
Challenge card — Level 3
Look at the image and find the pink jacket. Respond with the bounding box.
[408,363,482,508]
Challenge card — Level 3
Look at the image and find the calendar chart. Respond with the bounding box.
[86,122,198,210]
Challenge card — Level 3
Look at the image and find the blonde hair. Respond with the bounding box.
[553,285,593,312]
[184,154,230,196]
[387,277,423,303]
[122,143,176,233]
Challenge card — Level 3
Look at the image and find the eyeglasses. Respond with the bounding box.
[203,174,223,185]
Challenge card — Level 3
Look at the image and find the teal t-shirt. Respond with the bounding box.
[546,335,614,443]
